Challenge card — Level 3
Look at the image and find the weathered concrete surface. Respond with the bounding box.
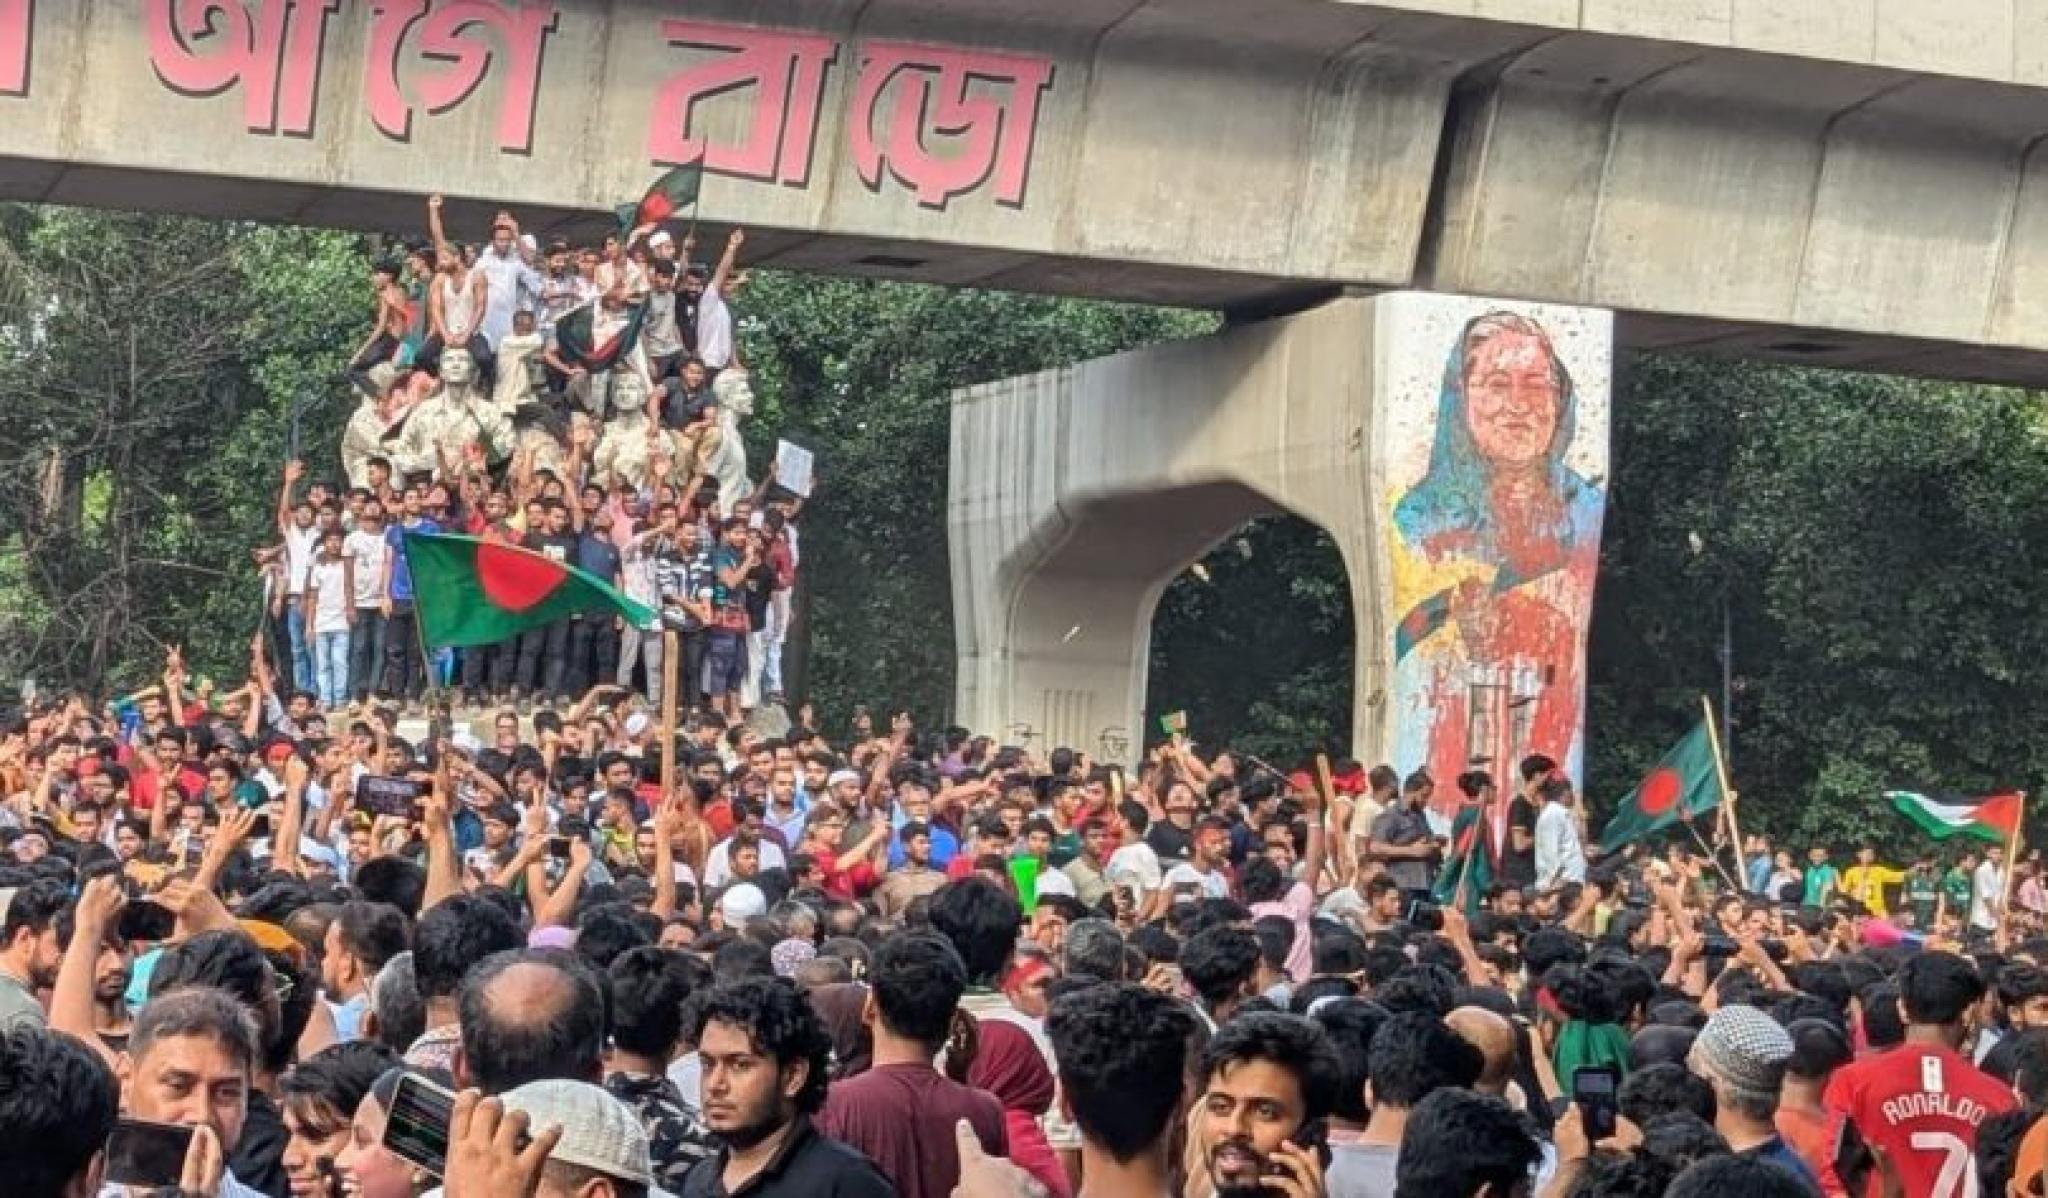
[7,2,2048,380]
[950,292,1615,764]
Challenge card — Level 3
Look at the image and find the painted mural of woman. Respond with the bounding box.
[1388,310,1606,798]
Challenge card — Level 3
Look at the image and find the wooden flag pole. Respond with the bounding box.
[1314,753,1340,892]
[1998,792,2027,950]
[1701,694,1748,891]
[659,627,681,803]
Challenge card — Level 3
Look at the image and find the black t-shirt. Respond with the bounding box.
[1499,796,1539,887]
[661,381,714,430]
[525,531,576,565]
[742,562,777,629]
[1148,819,1194,863]
[231,1088,290,1198]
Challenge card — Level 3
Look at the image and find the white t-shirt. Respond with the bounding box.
[1973,861,2005,930]
[703,836,785,889]
[345,529,389,608]
[284,524,318,595]
[1106,842,1164,892]
[308,557,352,634]
[696,285,733,369]
[1165,862,1231,900]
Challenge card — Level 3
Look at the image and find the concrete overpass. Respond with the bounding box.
[6,0,2048,380]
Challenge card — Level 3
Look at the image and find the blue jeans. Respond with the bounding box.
[315,630,351,707]
[285,605,315,694]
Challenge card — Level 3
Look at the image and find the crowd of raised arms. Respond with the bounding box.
[10,200,2048,1198]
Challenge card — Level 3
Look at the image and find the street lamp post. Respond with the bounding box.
[1689,531,1734,769]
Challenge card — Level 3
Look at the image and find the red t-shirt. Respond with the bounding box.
[818,1064,1006,1198]
[1823,1043,2015,1198]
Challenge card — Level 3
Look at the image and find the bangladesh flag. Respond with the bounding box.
[1887,791,2021,844]
[403,532,655,650]
[554,301,647,374]
[615,163,703,240]
[1600,720,1722,851]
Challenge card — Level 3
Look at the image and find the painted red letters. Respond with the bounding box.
[144,0,337,135]
[0,0,29,97]
[851,42,1053,210]
[647,19,837,187]
[366,0,557,154]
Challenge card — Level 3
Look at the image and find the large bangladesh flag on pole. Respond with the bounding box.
[403,532,656,650]
[1600,720,1723,851]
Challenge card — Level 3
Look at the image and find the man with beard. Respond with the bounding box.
[678,977,895,1198]
[0,878,66,1031]
[56,890,135,1052]
[1199,1011,1340,1198]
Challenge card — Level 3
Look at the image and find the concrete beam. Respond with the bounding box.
[951,292,1614,779]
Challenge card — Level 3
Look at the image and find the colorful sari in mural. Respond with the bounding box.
[1387,311,1606,803]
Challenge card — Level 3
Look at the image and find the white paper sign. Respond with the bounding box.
[775,439,815,497]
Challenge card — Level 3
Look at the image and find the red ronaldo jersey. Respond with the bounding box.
[1823,1042,2015,1198]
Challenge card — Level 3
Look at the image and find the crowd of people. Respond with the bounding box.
[288,195,798,718]
[4,672,2048,1198]
[9,201,2048,1198]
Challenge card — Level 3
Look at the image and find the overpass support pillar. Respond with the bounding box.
[948,293,1614,782]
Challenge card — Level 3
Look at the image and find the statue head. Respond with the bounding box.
[713,368,756,419]
[607,368,650,418]
[440,348,476,388]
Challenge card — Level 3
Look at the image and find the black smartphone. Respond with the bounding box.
[247,812,271,841]
[104,1118,194,1188]
[548,836,572,860]
[381,1071,456,1178]
[118,900,176,944]
[1573,1066,1620,1141]
[356,775,424,819]
[1833,1115,1874,1195]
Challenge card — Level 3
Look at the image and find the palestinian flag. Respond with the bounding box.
[1887,791,2022,844]
[1600,720,1722,851]
[403,532,655,650]
[615,163,703,240]
[553,301,647,374]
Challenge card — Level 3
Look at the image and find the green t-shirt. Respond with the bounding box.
[1802,863,1840,906]
[1942,867,1975,911]
[1904,871,1941,915]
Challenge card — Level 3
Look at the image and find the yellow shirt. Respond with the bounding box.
[1841,863,1907,916]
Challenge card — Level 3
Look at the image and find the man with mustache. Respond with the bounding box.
[1199,1012,1340,1198]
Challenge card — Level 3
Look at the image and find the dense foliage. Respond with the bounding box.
[7,207,2048,850]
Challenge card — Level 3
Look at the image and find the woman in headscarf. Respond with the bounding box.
[971,1015,1073,1198]
[1388,310,1605,794]
[810,981,873,1079]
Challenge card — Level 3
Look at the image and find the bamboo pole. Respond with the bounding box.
[1998,793,2027,950]
[659,627,681,803]
[1702,694,1747,892]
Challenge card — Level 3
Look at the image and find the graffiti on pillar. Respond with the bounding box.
[647,20,838,188]
[850,42,1053,210]
[1378,299,1610,805]
[0,0,30,97]
[144,0,339,136]
[366,0,558,154]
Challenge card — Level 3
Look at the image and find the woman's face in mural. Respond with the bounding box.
[1462,329,1560,469]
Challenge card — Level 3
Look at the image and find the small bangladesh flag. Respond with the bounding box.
[615,163,703,240]
[554,301,647,374]
[1600,720,1723,851]
[1886,791,2022,844]
[403,532,655,650]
